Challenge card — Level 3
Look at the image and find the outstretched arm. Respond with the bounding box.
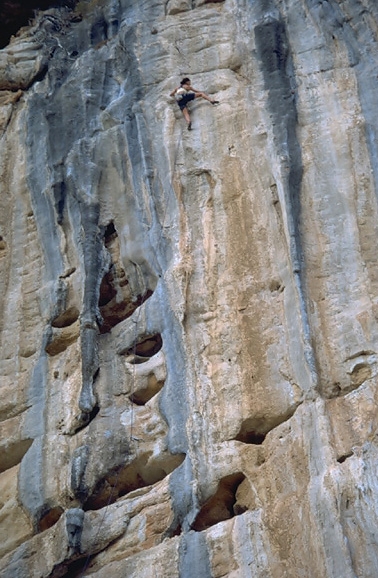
[170,86,179,97]
[185,84,200,94]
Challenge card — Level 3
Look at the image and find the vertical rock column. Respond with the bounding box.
[66,141,111,418]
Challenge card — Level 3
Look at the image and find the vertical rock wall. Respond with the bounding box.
[1,0,378,576]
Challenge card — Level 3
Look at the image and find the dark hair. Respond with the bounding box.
[180,77,190,85]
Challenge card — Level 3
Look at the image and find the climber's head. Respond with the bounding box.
[180,77,190,86]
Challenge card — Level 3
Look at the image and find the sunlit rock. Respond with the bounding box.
[1,0,378,576]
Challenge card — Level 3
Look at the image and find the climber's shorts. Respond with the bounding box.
[177,93,195,110]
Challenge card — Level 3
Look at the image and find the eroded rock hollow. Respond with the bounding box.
[1,0,378,576]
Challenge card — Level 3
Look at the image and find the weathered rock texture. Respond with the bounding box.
[0,0,77,49]
[1,0,378,576]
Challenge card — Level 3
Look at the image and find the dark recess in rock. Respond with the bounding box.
[191,473,246,532]
[90,13,108,46]
[103,221,116,245]
[73,402,100,435]
[129,374,165,406]
[121,333,163,363]
[54,557,93,578]
[99,223,155,334]
[52,180,66,225]
[0,0,77,49]
[98,268,117,307]
[38,504,64,532]
[51,306,79,328]
[235,417,269,445]
[84,451,185,511]
[337,452,353,464]
[235,427,266,445]
[235,406,298,445]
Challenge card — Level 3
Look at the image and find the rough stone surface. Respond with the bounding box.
[1,0,378,576]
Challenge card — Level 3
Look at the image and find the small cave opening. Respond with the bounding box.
[235,430,266,445]
[235,418,266,445]
[235,408,298,445]
[52,181,66,225]
[169,523,182,538]
[162,512,183,540]
[87,399,100,421]
[53,558,89,578]
[337,452,353,464]
[54,556,98,578]
[98,285,153,334]
[99,222,154,333]
[191,472,246,532]
[38,505,64,533]
[103,221,117,247]
[163,519,182,540]
[73,402,100,435]
[51,306,79,328]
[122,334,163,365]
[45,322,80,356]
[98,267,118,307]
[129,374,165,406]
[83,452,185,511]
[0,0,78,49]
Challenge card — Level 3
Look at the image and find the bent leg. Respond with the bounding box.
[194,91,217,104]
[181,107,191,125]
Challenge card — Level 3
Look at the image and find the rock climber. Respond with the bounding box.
[170,77,219,131]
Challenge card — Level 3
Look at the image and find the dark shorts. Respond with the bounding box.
[177,92,195,110]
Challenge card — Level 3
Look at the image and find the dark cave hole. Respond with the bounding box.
[74,402,100,435]
[90,13,108,46]
[98,267,118,307]
[0,0,77,49]
[53,556,94,578]
[87,401,100,423]
[52,181,66,225]
[98,283,153,334]
[235,430,266,445]
[162,516,182,541]
[99,223,155,334]
[163,521,182,540]
[122,333,163,364]
[191,472,246,532]
[83,452,185,511]
[72,370,100,434]
[103,221,117,247]
[337,452,353,464]
[235,408,298,445]
[38,505,64,532]
[169,523,182,537]
[51,306,79,328]
[129,375,165,405]
[235,418,266,445]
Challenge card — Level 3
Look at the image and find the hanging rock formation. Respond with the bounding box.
[1,0,378,576]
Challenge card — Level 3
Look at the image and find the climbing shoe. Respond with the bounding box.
[187,122,192,131]
[211,100,220,105]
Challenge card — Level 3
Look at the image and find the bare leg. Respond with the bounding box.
[181,107,192,129]
[194,91,218,104]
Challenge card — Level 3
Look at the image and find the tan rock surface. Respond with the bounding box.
[1,0,378,576]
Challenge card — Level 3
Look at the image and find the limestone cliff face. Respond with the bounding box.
[1,0,378,576]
